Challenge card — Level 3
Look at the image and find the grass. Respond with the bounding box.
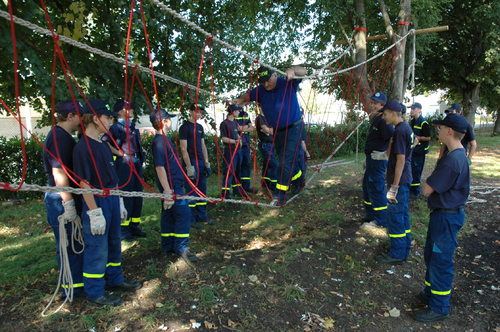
[0,131,497,330]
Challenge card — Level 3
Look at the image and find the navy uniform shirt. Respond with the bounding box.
[102,119,144,161]
[427,148,470,210]
[364,114,394,154]
[44,126,76,187]
[255,114,273,143]
[235,111,252,147]
[179,120,205,162]
[461,123,476,152]
[410,115,430,154]
[249,77,301,129]
[386,121,413,185]
[220,118,240,153]
[73,136,118,189]
[152,134,185,192]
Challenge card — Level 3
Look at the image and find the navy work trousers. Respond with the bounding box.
[81,195,124,300]
[362,155,388,226]
[44,192,84,297]
[387,183,411,260]
[423,210,464,315]
[410,152,426,196]
[160,186,192,254]
[186,161,208,222]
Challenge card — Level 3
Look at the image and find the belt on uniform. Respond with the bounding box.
[432,208,463,213]
[276,119,303,132]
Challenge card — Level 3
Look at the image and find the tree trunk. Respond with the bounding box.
[353,0,372,110]
[462,83,480,128]
[494,109,500,135]
[391,0,411,101]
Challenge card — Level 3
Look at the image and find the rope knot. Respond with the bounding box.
[102,188,110,197]
[253,57,260,64]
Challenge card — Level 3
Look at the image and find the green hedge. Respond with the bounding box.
[0,136,46,200]
[0,121,370,200]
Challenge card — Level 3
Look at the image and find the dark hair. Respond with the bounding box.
[56,112,70,122]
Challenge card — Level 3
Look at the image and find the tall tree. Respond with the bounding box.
[415,0,499,127]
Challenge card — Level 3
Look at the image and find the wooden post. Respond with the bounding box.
[333,26,449,45]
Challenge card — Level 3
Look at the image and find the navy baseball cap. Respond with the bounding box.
[257,66,275,84]
[381,100,403,113]
[370,92,387,103]
[400,103,407,114]
[409,102,422,109]
[113,99,136,112]
[190,103,205,111]
[56,100,83,114]
[83,100,114,116]
[149,108,176,125]
[445,103,462,113]
[227,104,243,113]
[432,113,468,134]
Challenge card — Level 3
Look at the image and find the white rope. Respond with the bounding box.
[297,30,415,80]
[41,216,78,316]
[0,182,278,208]
[315,45,353,76]
[285,120,364,205]
[147,0,288,76]
[148,0,405,81]
[0,10,217,99]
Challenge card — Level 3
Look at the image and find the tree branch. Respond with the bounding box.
[378,0,394,41]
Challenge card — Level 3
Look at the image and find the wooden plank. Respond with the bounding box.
[333,25,449,45]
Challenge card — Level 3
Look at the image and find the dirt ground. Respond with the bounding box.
[0,163,498,331]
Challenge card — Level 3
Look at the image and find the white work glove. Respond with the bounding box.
[371,150,389,161]
[87,208,106,235]
[387,185,399,204]
[61,199,78,222]
[119,197,128,223]
[163,189,175,210]
[186,165,196,179]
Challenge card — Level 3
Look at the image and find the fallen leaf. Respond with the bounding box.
[324,317,335,328]
[248,275,258,282]
[204,321,217,329]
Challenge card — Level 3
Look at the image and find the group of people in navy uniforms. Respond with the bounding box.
[359,92,475,322]
[43,66,474,321]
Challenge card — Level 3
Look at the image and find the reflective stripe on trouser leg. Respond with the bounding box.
[426,210,464,315]
[275,123,302,201]
[44,192,84,296]
[187,162,208,222]
[239,146,251,191]
[259,142,278,192]
[362,158,374,220]
[365,156,389,226]
[161,187,192,254]
[221,149,241,198]
[82,195,124,300]
[410,153,426,196]
[387,184,409,260]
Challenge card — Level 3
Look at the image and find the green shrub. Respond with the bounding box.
[0,119,370,200]
[0,135,46,200]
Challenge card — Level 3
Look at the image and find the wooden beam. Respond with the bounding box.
[333,25,449,45]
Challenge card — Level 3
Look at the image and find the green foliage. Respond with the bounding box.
[0,135,46,200]
[415,0,499,116]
